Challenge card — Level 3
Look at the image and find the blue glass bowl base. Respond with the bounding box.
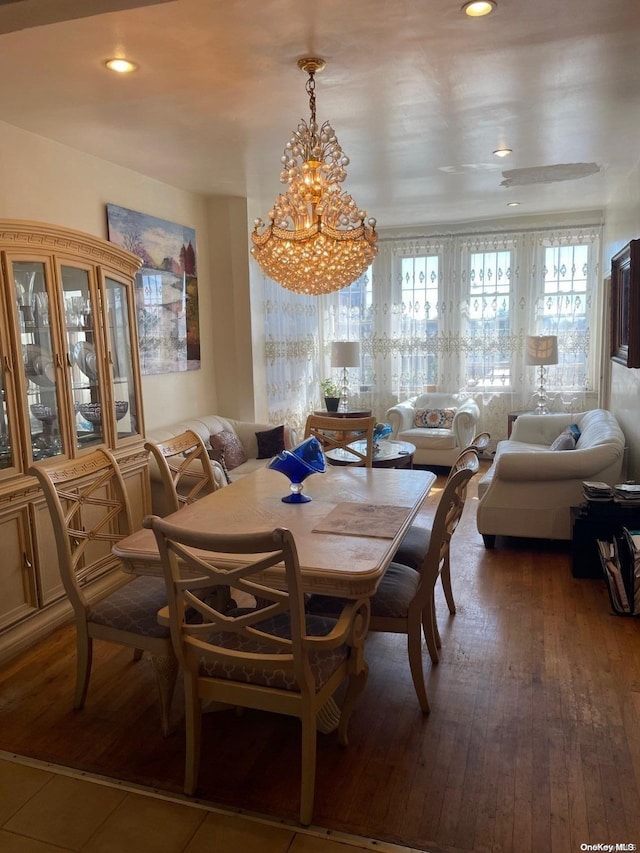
[281,491,312,503]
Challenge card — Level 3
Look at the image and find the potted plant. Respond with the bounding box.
[320,378,341,412]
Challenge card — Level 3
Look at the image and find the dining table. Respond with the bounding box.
[113,464,437,599]
[113,464,436,732]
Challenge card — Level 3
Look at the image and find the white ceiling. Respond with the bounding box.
[2,0,640,230]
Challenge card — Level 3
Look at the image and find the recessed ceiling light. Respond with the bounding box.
[507,202,521,207]
[105,58,138,74]
[493,147,513,157]
[462,1,496,17]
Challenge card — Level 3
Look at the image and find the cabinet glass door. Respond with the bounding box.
[13,261,64,461]
[0,359,16,473]
[61,265,105,450]
[104,277,140,441]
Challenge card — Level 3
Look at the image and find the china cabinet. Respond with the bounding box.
[0,220,149,661]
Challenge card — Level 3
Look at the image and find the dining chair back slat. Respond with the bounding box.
[303,414,376,467]
[145,428,221,515]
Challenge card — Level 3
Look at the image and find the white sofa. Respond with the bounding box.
[145,414,297,516]
[385,392,480,467]
[476,409,625,546]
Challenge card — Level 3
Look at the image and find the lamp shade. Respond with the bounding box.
[331,341,360,368]
[525,335,558,366]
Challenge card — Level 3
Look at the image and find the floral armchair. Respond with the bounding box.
[385,392,480,467]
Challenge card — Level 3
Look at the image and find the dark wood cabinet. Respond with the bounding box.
[571,502,640,578]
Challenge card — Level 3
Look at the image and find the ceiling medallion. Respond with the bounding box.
[251,57,378,296]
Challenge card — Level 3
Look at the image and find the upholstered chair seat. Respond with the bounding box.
[87,576,171,637]
[310,563,418,622]
[392,527,431,572]
[198,613,348,690]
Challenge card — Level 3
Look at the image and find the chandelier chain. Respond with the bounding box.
[306,69,317,129]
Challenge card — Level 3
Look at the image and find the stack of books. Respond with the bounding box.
[614,483,640,506]
[597,528,640,616]
[582,481,614,502]
[622,528,640,615]
[598,539,630,613]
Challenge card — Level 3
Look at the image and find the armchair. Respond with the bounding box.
[386,392,480,467]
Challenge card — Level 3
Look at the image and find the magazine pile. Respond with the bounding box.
[613,483,640,506]
[582,481,614,502]
[597,528,640,616]
[582,481,640,505]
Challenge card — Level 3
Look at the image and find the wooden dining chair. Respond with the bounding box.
[303,414,377,467]
[471,431,491,454]
[29,449,177,736]
[144,516,369,825]
[308,467,474,713]
[392,446,479,614]
[145,428,223,515]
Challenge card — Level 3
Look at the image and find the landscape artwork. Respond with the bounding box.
[106,204,201,375]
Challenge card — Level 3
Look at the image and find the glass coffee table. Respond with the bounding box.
[325,438,416,469]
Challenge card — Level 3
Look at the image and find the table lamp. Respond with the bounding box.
[331,341,360,411]
[526,334,558,414]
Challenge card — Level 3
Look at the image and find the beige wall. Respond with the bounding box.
[206,196,256,421]
[0,120,254,432]
[603,162,640,481]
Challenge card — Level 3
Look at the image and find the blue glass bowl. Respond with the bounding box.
[268,435,326,503]
[373,422,393,442]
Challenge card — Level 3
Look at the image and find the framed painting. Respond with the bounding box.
[106,204,200,375]
[611,238,640,368]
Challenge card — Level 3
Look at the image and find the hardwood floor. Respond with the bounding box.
[1,470,639,853]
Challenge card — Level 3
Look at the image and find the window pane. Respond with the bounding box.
[540,244,589,390]
[466,250,512,389]
[396,256,439,395]
[335,270,373,391]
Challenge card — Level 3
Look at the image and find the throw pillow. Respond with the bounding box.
[549,428,577,451]
[256,424,286,459]
[567,423,581,443]
[207,449,232,485]
[414,407,457,429]
[208,429,247,470]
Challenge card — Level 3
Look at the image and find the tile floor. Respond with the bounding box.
[0,752,426,852]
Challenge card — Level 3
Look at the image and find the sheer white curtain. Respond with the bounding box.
[262,276,320,431]
[260,222,602,439]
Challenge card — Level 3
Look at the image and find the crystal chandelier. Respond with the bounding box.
[251,58,378,296]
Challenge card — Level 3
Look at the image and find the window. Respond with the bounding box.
[464,249,512,389]
[262,221,601,439]
[537,243,589,390]
[396,255,440,396]
[332,269,373,390]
